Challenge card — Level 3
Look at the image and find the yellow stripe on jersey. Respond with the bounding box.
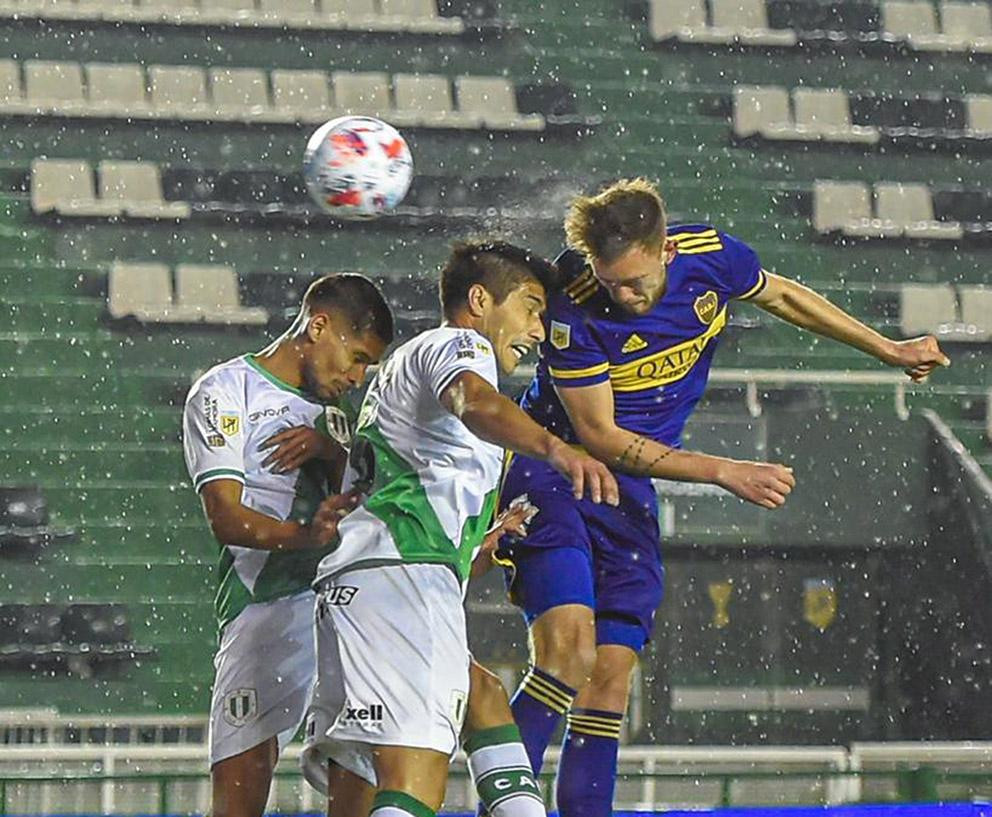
[737,268,768,300]
[549,361,610,380]
[678,242,724,255]
[676,236,724,251]
[669,228,717,243]
[564,270,595,297]
[608,307,728,392]
[567,279,599,304]
[573,285,600,305]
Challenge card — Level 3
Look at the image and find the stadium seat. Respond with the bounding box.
[149,64,212,119]
[85,63,151,116]
[30,159,122,217]
[959,286,992,339]
[98,161,191,219]
[648,0,712,42]
[874,182,964,240]
[320,0,391,30]
[76,0,138,18]
[174,264,269,324]
[882,0,968,50]
[393,73,479,128]
[208,67,272,119]
[710,0,797,46]
[455,76,544,131]
[0,485,73,553]
[24,60,87,114]
[132,0,202,23]
[379,0,462,33]
[0,59,29,114]
[331,71,392,118]
[964,94,992,136]
[258,0,316,26]
[792,89,880,144]
[199,0,258,25]
[731,85,810,140]
[107,261,177,321]
[61,604,132,646]
[271,69,333,120]
[812,180,892,236]
[940,2,992,53]
[899,284,957,335]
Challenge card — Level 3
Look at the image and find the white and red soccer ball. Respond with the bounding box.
[303,116,413,220]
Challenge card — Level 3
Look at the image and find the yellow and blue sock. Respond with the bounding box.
[508,665,576,774]
[555,708,623,817]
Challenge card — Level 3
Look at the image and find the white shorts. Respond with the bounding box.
[209,590,316,766]
[301,563,470,792]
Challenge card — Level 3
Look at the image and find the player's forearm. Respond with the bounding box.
[578,424,734,484]
[458,391,562,462]
[760,278,896,362]
[206,503,312,551]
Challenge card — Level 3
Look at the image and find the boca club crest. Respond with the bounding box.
[693,290,719,325]
[803,579,838,631]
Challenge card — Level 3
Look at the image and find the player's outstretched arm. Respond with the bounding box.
[557,380,795,509]
[440,370,619,506]
[198,479,360,550]
[750,272,951,382]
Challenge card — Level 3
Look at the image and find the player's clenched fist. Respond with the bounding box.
[547,438,620,506]
[306,490,363,547]
[715,460,796,510]
[882,334,951,383]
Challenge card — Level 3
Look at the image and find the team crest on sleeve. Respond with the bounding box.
[693,291,719,325]
[323,406,352,446]
[550,320,571,350]
[219,414,241,436]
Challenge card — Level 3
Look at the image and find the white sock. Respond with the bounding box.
[467,726,545,817]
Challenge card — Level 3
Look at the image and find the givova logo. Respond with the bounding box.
[222,688,258,727]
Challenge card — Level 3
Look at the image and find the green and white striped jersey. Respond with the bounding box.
[182,354,351,632]
[315,326,503,585]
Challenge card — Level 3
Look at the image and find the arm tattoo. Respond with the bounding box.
[615,434,674,476]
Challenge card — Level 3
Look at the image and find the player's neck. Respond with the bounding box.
[442,312,481,333]
[251,338,305,390]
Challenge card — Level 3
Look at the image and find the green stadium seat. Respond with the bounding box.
[97,161,191,220]
[149,64,212,119]
[30,159,122,217]
[941,2,992,53]
[454,75,544,131]
[85,63,151,116]
[393,73,480,129]
[882,0,969,51]
[24,60,87,115]
[270,68,333,120]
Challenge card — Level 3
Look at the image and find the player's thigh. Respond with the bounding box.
[586,480,664,653]
[465,659,512,732]
[305,564,470,787]
[327,760,375,817]
[496,489,596,630]
[373,745,451,811]
[209,592,316,767]
[211,736,278,817]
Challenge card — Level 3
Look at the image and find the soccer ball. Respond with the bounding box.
[302,116,413,220]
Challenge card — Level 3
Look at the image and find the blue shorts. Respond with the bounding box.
[497,454,664,652]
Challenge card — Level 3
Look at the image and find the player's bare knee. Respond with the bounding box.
[535,628,597,689]
[466,663,512,731]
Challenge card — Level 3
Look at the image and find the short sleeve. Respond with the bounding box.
[429,330,500,399]
[544,295,610,388]
[182,373,247,493]
[719,232,767,301]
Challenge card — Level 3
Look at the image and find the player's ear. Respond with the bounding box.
[307,312,329,342]
[466,283,490,317]
[663,237,677,264]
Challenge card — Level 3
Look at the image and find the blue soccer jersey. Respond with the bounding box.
[499,224,767,652]
[520,224,766,447]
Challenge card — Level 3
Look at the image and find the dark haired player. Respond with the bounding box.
[499,178,951,816]
[182,273,394,817]
[302,241,619,817]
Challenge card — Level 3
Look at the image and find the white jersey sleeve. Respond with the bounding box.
[426,329,499,399]
[183,370,248,493]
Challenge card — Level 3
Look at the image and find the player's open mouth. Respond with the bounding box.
[510,343,530,360]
